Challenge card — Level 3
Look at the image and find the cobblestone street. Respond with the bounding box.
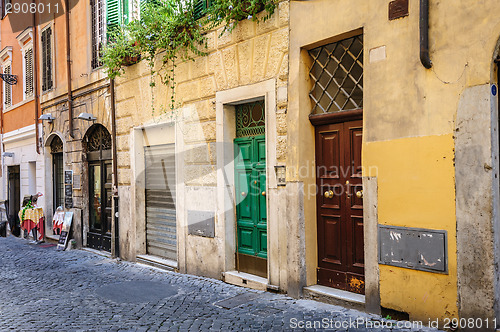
[0,236,436,331]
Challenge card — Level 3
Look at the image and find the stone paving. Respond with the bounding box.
[0,236,438,331]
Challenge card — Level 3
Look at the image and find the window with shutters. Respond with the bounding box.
[91,0,105,69]
[41,27,53,92]
[3,64,11,107]
[24,48,34,99]
[107,0,129,37]
[194,0,212,20]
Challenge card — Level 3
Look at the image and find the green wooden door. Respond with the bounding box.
[234,135,267,259]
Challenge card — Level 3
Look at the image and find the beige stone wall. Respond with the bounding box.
[114,2,289,277]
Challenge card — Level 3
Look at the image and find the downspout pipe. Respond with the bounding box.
[419,0,432,69]
[33,0,40,153]
[110,78,119,257]
[65,0,74,138]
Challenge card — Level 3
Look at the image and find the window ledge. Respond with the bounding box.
[3,96,34,113]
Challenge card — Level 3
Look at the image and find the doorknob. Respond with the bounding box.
[241,192,246,196]
[356,190,363,198]
[261,191,266,196]
[323,190,333,198]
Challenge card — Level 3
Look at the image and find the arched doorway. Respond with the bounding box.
[50,135,64,212]
[84,124,112,252]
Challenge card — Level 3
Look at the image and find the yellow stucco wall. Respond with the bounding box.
[289,0,500,322]
[364,134,457,320]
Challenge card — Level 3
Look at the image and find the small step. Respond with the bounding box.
[223,271,268,291]
[45,234,60,244]
[136,254,177,272]
[303,285,365,311]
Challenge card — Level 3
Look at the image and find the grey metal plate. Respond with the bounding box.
[96,281,177,303]
[188,210,215,238]
[378,225,447,273]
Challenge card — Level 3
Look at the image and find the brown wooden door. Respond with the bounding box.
[315,119,364,294]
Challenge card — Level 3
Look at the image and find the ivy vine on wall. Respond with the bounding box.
[102,0,277,112]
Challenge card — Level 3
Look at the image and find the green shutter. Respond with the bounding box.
[106,0,120,35]
[194,0,213,20]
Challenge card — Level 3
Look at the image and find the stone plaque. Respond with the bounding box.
[187,210,215,238]
[379,225,447,273]
[389,0,409,20]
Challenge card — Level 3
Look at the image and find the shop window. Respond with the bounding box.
[91,0,105,69]
[51,136,64,210]
[308,35,363,114]
[41,27,53,92]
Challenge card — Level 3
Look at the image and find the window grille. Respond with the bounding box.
[4,65,11,107]
[235,100,265,138]
[308,35,363,114]
[24,48,34,98]
[91,0,105,69]
[41,27,53,92]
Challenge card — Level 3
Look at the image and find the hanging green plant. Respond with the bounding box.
[101,0,277,112]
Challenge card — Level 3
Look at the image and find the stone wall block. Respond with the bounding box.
[117,151,131,168]
[256,10,278,35]
[217,28,233,48]
[118,168,132,186]
[199,76,216,99]
[116,116,133,135]
[222,47,239,89]
[276,135,287,162]
[184,121,216,143]
[276,111,287,134]
[238,40,253,85]
[191,57,208,79]
[252,35,270,82]
[234,20,256,42]
[208,52,227,90]
[185,143,210,164]
[278,1,289,27]
[184,165,217,186]
[177,80,200,104]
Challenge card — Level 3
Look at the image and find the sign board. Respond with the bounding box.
[389,0,409,20]
[65,170,73,185]
[64,184,73,208]
[379,225,447,273]
[57,212,74,251]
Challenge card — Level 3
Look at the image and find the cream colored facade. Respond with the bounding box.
[114,1,289,289]
[287,0,500,326]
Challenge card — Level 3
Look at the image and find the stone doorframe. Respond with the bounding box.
[215,78,281,287]
[130,118,186,271]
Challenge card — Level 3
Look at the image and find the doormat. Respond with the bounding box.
[39,244,56,248]
[214,292,261,309]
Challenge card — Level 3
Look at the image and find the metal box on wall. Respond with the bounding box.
[378,225,448,273]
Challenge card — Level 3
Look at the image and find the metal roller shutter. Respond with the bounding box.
[145,144,177,261]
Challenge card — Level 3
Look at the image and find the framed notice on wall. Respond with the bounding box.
[65,170,73,185]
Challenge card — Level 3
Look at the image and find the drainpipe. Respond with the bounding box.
[33,0,40,154]
[65,0,74,138]
[419,0,432,69]
[110,78,119,257]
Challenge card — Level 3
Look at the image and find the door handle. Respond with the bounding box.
[323,190,333,199]
[261,191,266,196]
[241,192,246,196]
[356,190,363,198]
